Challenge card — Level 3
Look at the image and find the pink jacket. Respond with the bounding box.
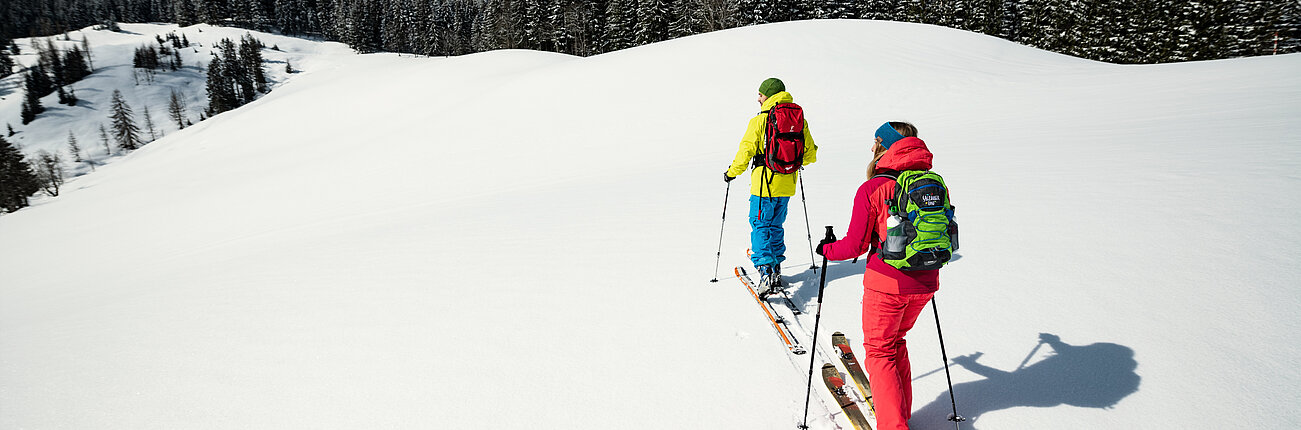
[821,137,939,295]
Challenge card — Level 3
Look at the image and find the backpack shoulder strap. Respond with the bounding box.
[871,172,904,215]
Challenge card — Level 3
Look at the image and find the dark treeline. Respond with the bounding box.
[3,0,1300,63]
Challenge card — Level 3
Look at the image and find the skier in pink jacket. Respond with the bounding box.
[817,121,938,430]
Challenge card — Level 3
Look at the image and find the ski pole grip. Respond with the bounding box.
[823,226,835,241]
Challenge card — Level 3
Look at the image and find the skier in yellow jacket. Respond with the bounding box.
[723,78,817,294]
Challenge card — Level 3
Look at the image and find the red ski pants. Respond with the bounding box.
[862,288,935,430]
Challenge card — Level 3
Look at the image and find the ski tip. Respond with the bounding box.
[792,346,808,355]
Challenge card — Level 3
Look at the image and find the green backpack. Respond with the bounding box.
[874,170,959,271]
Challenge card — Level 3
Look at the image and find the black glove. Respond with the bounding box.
[816,234,837,256]
[723,172,736,183]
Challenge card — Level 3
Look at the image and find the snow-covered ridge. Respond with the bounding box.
[1,23,354,168]
[2,19,1300,429]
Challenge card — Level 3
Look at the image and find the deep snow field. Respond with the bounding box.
[2,20,1300,429]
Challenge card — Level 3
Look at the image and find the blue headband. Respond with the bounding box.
[875,123,906,149]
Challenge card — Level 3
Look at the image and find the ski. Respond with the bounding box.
[735,266,806,355]
[822,363,874,430]
[744,249,803,315]
[832,332,876,416]
[774,286,803,315]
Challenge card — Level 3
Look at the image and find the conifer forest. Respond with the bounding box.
[4,0,1299,64]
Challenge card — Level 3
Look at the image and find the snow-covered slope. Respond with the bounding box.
[2,20,1300,429]
[1,23,351,173]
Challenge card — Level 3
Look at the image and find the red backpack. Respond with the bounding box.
[759,103,806,174]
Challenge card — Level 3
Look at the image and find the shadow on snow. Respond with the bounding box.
[913,333,1140,429]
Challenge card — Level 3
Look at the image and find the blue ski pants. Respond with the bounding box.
[748,195,789,268]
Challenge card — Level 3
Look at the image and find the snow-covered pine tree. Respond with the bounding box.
[604,0,637,52]
[734,0,767,26]
[635,0,672,46]
[174,0,199,27]
[1224,1,1275,58]
[547,0,575,54]
[669,0,706,39]
[233,0,272,31]
[381,0,410,53]
[1276,0,1301,54]
[818,0,857,20]
[576,0,609,55]
[859,0,894,21]
[109,90,143,151]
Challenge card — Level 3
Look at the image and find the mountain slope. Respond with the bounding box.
[2,20,1300,429]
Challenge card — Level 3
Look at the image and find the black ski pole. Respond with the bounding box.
[710,181,732,283]
[932,296,966,429]
[798,174,816,271]
[799,226,835,429]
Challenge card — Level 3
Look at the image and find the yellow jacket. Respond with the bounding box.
[726,91,817,197]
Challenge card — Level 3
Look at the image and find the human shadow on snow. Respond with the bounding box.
[911,333,1140,430]
[783,258,866,309]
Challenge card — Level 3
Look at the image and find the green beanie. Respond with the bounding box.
[758,78,785,97]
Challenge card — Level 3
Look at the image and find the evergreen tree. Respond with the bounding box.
[21,70,47,125]
[81,36,94,71]
[46,39,68,86]
[635,0,671,45]
[143,105,159,141]
[174,0,199,26]
[109,90,143,151]
[68,130,83,162]
[99,124,112,156]
[604,0,637,51]
[64,45,92,82]
[26,64,55,99]
[169,89,189,129]
[206,53,234,115]
[859,0,895,21]
[240,34,268,93]
[1275,0,1301,54]
[0,37,12,78]
[735,0,767,25]
[820,0,858,19]
[221,39,254,103]
[669,0,705,39]
[0,136,41,213]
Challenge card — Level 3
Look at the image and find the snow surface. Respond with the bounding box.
[2,20,1301,429]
